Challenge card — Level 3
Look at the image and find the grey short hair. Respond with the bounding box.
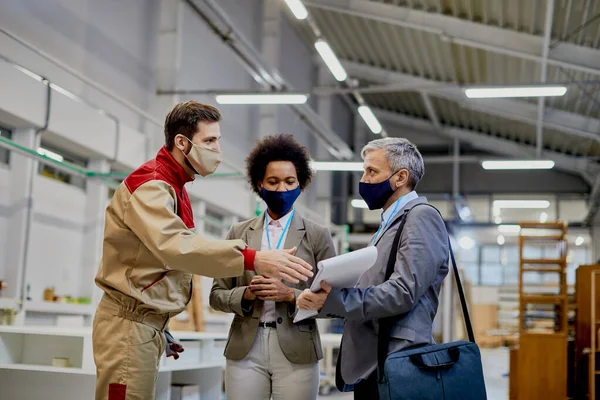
[361,137,425,188]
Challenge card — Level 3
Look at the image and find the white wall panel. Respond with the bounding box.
[0,166,10,281]
[47,88,117,159]
[117,125,149,169]
[0,60,46,129]
[24,176,86,300]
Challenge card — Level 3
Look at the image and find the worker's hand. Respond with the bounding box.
[164,330,184,360]
[254,247,313,284]
[249,276,295,303]
[297,281,332,311]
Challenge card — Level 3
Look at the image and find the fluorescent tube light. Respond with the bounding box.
[312,161,363,171]
[284,0,308,19]
[351,199,368,209]
[465,86,567,98]
[314,39,347,81]
[497,235,506,246]
[358,105,383,134]
[575,236,584,246]
[215,93,308,104]
[493,200,550,209]
[481,160,555,170]
[37,147,64,162]
[498,225,521,234]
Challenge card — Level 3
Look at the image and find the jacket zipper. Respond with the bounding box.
[141,272,168,293]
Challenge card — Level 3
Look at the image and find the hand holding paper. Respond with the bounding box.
[293,246,378,323]
[297,281,332,311]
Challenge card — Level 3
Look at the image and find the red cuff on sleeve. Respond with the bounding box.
[242,247,256,271]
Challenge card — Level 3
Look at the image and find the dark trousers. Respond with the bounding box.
[353,372,379,400]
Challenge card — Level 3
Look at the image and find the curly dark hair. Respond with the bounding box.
[246,134,314,196]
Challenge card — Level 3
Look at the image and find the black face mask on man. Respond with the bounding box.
[358,171,401,210]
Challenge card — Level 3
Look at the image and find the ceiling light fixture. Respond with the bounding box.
[358,105,383,134]
[284,0,308,19]
[497,235,506,246]
[215,93,308,104]
[465,86,567,99]
[314,39,348,81]
[481,160,555,170]
[312,161,363,172]
[493,200,551,209]
[539,212,548,223]
[575,236,584,246]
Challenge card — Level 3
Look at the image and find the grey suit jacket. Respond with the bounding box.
[210,211,336,364]
[321,197,449,384]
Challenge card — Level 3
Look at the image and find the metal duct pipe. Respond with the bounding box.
[181,0,353,160]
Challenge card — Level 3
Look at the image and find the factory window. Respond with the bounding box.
[0,127,11,165]
[38,142,87,189]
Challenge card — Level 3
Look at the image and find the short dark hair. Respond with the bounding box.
[246,134,314,195]
[164,101,221,150]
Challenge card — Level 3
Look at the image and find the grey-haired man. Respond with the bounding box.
[297,138,450,399]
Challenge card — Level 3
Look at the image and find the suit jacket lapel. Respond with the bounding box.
[373,197,425,246]
[246,215,264,251]
[283,211,305,250]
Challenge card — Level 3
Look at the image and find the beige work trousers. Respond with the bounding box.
[92,300,166,400]
[225,327,320,400]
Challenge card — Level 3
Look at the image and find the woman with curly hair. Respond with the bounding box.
[210,133,336,400]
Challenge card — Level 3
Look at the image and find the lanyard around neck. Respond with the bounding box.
[371,200,401,245]
[265,209,295,250]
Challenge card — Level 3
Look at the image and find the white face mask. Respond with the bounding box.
[181,136,221,177]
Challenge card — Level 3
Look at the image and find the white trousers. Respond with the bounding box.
[225,327,319,400]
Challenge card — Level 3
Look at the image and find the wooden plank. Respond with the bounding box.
[521,259,567,265]
[509,347,518,400]
[517,334,568,399]
[518,221,567,230]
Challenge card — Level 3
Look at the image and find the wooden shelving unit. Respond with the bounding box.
[590,270,600,399]
[516,221,569,400]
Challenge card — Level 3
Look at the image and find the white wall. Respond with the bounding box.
[0,166,10,280]
[25,176,86,300]
[0,0,160,130]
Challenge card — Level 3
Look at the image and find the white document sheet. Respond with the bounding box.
[293,246,378,323]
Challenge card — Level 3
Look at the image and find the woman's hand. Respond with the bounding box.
[249,275,295,303]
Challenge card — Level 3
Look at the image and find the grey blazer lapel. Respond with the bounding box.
[373,197,426,246]
[283,211,306,250]
[246,214,264,251]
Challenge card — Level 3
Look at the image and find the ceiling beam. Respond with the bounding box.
[304,0,600,76]
[373,108,598,183]
[536,0,555,158]
[337,60,600,144]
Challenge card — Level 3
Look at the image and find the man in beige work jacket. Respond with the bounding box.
[92,101,313,400]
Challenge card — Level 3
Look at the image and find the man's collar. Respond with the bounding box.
[156,146,195,188]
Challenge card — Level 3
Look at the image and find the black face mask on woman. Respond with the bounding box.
[261,186,301,215]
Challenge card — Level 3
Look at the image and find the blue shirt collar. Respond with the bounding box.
[381,191,419,225]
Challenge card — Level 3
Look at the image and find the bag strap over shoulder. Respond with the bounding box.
[377,203,475,381]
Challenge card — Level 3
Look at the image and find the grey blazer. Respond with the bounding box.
[210,211,336,364]
[321,197,449,384]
